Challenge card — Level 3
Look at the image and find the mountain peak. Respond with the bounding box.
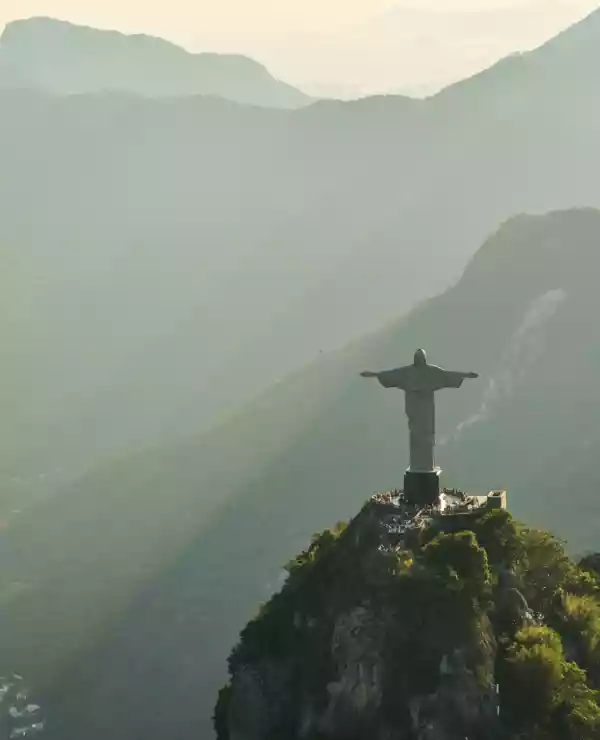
[0,16,311,108]
[433,5,600,106]
[216,495,600,739]
[1,16,247,64]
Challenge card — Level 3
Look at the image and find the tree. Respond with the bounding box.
[558,593,600,685]
[422,531,490,601]
[502,626,567,730]
[516,529,571,616]
[501,625,600,739]
[471,510,523,569]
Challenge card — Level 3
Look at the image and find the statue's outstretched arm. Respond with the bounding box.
[360,371,379,378]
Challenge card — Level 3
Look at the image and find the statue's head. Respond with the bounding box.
[414,348,427,366]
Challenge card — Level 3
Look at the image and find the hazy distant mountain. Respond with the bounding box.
[4,210,600,740]
[0,17,311,108]
[435,1,600,109]
[1,7,600,512]
[267,1,600,98]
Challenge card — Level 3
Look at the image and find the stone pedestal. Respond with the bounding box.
[487,490,508,510]
[404,469,441,507]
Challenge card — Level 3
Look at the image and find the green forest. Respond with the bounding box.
[217,504,600,739]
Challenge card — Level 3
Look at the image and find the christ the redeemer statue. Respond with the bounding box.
[361,349,478,473]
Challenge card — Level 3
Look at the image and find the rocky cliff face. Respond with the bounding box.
[216,494,504,740]
[215,494,600,740]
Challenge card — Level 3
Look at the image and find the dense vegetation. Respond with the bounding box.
[216,504,600,739]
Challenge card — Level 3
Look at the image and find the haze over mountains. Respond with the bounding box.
[1,7,600,740]
[1,8,600,510]
[0,17,311,107]
[265,0,600,97]
[3,1,599,97]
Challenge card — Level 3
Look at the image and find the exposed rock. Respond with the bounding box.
[216,497,600,739]
[216,497,504,740]
[409,644,498,740]
[320,605,386,734]
[228,664,290,740]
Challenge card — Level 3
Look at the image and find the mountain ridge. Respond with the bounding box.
[0,16,312,108]
[1,3,600,488]
[432,5,600,108]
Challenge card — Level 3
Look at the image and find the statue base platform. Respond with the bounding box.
[404,469,441,507]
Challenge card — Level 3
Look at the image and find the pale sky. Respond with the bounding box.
[1,0,600,95]
[6,0,397,39]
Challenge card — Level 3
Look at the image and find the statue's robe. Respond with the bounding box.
[376,364,472,472]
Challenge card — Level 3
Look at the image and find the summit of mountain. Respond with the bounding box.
[0,17,311,108]
[216,497,600,740]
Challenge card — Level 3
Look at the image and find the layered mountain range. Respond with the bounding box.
[2,9,600,740]
[0,17,311,107]
[1,9,600,504]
